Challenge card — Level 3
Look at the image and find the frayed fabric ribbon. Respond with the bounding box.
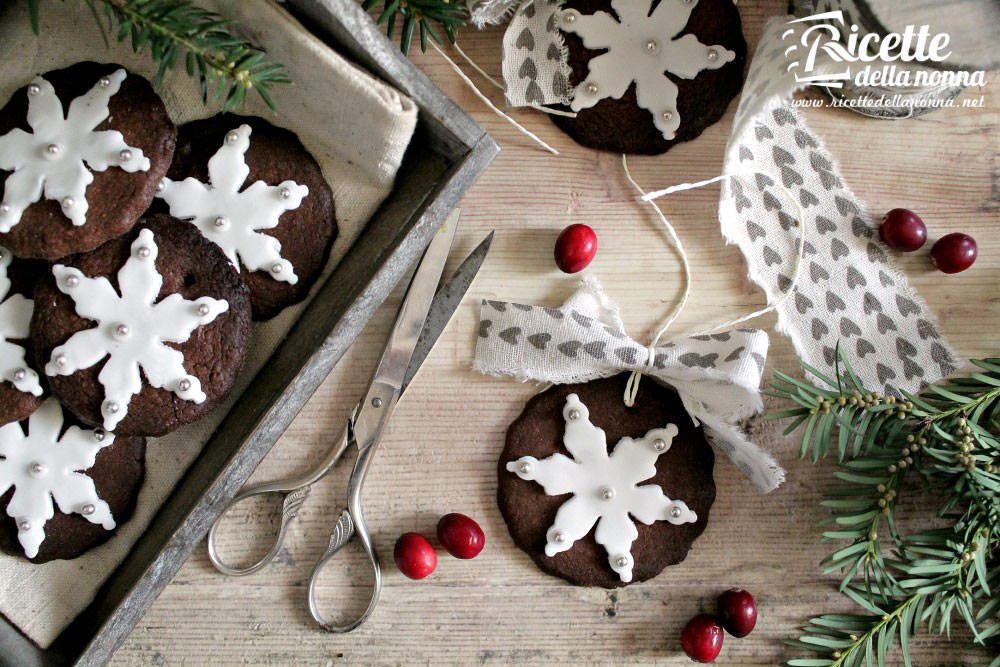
[474,279,786,493]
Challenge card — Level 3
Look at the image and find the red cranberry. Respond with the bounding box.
[393,533,437,580]
[681,614,724,663]
[554,223,598,273]
[717,588,757,638]
[437,513,485,559]
[930,233,977,274]
[879,208,927,252]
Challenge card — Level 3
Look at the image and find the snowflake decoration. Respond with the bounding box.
[507,393,696,583]
[156,124,309,285]
[560,0,736,140]
[0,69,150,232]
[0,398,116,558]
[44,228,229,431]
[0,247,42,397]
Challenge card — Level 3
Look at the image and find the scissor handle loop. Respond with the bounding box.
[207,480,312,577]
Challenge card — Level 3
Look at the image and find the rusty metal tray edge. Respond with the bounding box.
[0,0,498,664]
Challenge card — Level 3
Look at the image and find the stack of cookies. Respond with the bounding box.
[0,62,337,562]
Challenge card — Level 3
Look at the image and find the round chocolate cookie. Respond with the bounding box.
[0,405,146,563]
[30,215,253,437]
[550,0,747,154]
[158,113,337,320]
[0,62,176,260]
[498,374,715,588]
[0,250,47,425]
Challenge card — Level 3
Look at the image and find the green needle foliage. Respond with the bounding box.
[361,0,468,54]
[24,0,289,110]
[768,347,999,666]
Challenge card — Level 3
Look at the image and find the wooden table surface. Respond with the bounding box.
[114,2,998,664]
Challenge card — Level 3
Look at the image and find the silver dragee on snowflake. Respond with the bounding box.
[44,229,229,431]
[507,393,696,583]
[156,124,309,284]
[0,399,116,558]
[0,69,150,231]
[0,247,42,397]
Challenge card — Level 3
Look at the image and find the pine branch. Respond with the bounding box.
[24,0,289,111]
[772,347,1000,666]
[361,0,468,54]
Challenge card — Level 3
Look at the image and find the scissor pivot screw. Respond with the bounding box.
[371,397,383,408]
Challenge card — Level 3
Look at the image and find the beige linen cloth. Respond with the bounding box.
[0,0,417,647]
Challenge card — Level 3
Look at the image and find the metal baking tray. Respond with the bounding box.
[0,0,498,664]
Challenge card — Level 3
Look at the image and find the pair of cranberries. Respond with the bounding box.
[879,208,977,274]
[393,513,485,580]
[680,589,757,663]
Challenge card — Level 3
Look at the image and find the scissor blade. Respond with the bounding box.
[402,230,494,392]
[369,212,460,391]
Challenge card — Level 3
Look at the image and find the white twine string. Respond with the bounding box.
[619,156,807,406]
[430,41,560,155]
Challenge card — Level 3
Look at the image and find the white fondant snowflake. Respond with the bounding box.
[0,398,115,558]
[0,69,150,231]
[560,0,736,140]
[44,228,229,431]
[0,247,42,397]
[507,393,696,583]
[156,124,309,285]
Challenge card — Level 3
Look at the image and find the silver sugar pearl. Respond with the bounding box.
[18,520,30,531]
[279,187,292,199]
[585,82,598,95]
[197,303,211,316]
[213,216,228,228]
[114,323,130,338]
[707,48,719,62]
[64,275,79,288]
[646,40,658,53]
[93,428,106,442]
[27,83,41,96]
[518,461,532,474]
[615,555,629,568]
[652,438,667,452]
[155,179,166,193]
[600,486,616,501]
[81,503,96,516]
[12,368,26,382]
[552,531,566,543]
[55,354,68,368]
[99,77,111,88]
[105,401,120,414]
[61,197,74,209]
[661,111,674,122]
[670,506,683,518]
[0,203,10,213]
[226,130,240,144]
[567,408,581,421]
[45,143,61,156]
[562,11,576,24]
[119,149,133,162]
[178,379,192,392]
[270,263,282,274]
[136,246,151,259]
[29,462,46,475]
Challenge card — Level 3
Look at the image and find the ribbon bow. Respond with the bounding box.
[474,280,785,492]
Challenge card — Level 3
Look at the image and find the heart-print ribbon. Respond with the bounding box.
[474,279,786,493]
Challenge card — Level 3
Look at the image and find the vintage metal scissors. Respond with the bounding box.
[207,210,491,632]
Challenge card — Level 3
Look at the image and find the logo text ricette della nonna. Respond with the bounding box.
[782,10,985,89]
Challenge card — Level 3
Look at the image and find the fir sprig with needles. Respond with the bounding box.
[361,0,469,54]
[24,0,290,110]
[768,347,1000,666]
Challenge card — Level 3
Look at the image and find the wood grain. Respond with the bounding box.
[113,3,998,664]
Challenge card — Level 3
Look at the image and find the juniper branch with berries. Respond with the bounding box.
[23,0,289,110]
[768,347,999,666]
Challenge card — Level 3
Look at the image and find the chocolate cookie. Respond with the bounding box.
[550,0,747,154]
[30,215,252,437]
[0,399,145,562]
[498,374,715,588]
[0,62,176,260]
[156,114,337,320]
[0,248,46,425]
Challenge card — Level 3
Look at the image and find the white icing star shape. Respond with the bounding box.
[507,393,696,583]
[0,69,150,231]
[156,124,309,284]
[0,247,42,396]
[45,228,229,431]
[0,398,115,558]
[561,0,736,140]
